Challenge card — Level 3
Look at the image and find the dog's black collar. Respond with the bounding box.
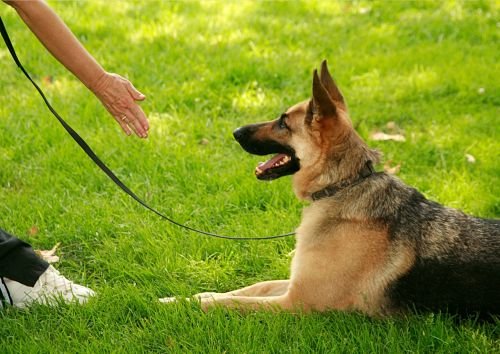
[311,161,376,201]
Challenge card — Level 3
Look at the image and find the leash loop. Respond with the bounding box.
[0,17,295,241]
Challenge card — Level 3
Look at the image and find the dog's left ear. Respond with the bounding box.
[320,60,345,110]
[312,69,337,119]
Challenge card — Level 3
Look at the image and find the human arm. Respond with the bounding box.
[4,0,149,138]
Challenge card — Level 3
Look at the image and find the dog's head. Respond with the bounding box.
[233,60,376,199]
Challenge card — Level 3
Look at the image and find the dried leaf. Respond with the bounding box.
[42,75,54,86]
[36,242,61,264]
[28,226,39,236]
[465,153,476,164]
[384,160,401,175]
[371,131,406,142]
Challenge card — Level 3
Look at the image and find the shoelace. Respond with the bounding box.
[38,268,73,295]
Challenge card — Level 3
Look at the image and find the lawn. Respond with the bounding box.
[0,0,499,352]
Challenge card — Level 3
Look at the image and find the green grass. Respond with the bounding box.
[0,0,499,352]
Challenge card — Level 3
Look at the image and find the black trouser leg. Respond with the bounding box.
[0,228,49,286]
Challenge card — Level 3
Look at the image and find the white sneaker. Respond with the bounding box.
[0,265,95,308]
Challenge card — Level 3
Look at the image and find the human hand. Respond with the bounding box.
[91,72,149,138]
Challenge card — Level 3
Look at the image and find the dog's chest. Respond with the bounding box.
[290,202,417,313]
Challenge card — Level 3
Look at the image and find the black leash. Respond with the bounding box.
[0,17,295,241]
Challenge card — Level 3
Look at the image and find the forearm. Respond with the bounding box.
[4,0,149,138]
[5,0,105,90]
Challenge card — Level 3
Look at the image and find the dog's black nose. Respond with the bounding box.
[233,127,246,142]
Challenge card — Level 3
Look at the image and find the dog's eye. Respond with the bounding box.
[278,114,288,129]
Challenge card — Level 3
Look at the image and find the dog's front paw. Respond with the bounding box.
[159,296,179,304]
[159,292,224,305]
[194,292,220,300]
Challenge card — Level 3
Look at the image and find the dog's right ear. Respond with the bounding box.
[320,60,345,110]
[312,69,337,119]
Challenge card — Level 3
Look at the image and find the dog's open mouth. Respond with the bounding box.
[255,153,300,180]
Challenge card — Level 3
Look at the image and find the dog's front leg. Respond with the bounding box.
[199,293,293,312]
[192,280,289,301]
[227,279,290,297]
[197,280,292,312]
[160,280,292,310]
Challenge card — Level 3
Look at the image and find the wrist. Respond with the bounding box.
[87,70,109,95]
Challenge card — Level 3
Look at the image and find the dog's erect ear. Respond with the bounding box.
[312,69,336,119]
[320,60,345,108]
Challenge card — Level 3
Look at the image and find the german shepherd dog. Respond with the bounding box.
[161,61,500,317]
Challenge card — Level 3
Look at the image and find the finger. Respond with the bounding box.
[126,81,146,101]
[123,108,147,138]
[114,114,132,136]
[99,99,131,137]
[129,103,149,132]
[104,103,132,136]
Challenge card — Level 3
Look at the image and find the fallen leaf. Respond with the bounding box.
[36,242,61,264]
[199,138,209,145]
[384,160,401,175]
[42,75,54,86]
[371,131,406,142]
[28,226,39,236]
[465,153,476,164]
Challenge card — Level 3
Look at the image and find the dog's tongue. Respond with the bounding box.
[255,153,288,175]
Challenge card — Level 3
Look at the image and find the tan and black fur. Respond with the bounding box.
[161,61,500,317]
